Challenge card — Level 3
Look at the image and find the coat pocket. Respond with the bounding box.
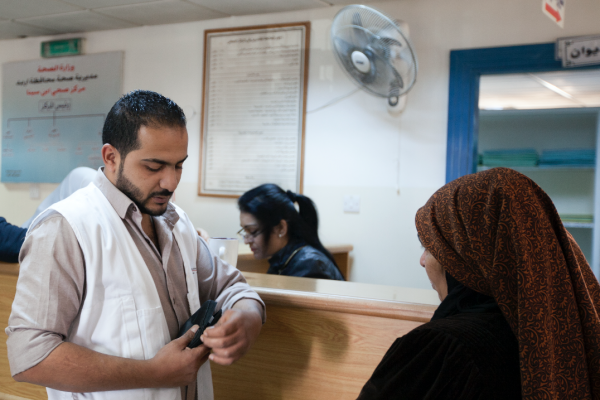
[73,296,144,361]
[136,306,170,360]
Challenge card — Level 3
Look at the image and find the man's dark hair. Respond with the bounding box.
[102,90,186,159]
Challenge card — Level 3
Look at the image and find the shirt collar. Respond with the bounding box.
[93,167,179,226]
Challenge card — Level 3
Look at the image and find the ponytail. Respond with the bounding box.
[287,191,318,235]
[239,184,338,267]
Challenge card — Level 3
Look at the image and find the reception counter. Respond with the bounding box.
[1,263,438,400]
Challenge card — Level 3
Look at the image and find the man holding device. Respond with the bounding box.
[6,90,264,400]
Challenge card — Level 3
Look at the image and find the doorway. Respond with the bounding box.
[445,42,600,276]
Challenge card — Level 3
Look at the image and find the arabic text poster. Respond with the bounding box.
[200,24,309,197]
[1,51,122,182]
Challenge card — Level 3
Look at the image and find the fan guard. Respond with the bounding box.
[331,5,418,104]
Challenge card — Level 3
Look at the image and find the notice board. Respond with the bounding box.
[1,51,122,183]
[199,23,310,197]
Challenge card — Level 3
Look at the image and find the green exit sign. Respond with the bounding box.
[41,38,83,58]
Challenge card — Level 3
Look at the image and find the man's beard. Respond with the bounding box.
[115,163,173,216]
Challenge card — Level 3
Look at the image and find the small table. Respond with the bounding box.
[236,244,353,280]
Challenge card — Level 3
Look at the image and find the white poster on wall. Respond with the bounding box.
[542,0,565,28]
[1,51,122,183]
[199,24,309,197]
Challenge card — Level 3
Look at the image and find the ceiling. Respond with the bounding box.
[479,69,600,110]
[8,1,598,111]
[0,0,383,41]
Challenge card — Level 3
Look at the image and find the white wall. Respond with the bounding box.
[1,0,599,289]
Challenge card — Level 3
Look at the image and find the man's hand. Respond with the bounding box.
[200,299,263,365]
[149,325,211,387]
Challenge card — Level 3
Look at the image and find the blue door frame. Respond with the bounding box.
[446,42,574,183]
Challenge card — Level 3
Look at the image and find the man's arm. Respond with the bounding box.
[7,214,86,378]
[200,299,263,365]
[194,236,265,366]
[196,237,266,320]
[14,326,210,392]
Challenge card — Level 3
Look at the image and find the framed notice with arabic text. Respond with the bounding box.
[199,23,310,197]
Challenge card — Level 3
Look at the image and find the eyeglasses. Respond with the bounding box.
[237,227,264,240]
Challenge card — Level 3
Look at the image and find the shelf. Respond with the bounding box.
[477,105,600,272]
[479,107,600,117]
[477,165,595,172]
[563,221,594,229]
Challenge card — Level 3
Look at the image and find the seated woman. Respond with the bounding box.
[358,167,600,400]
[238,184,344,280]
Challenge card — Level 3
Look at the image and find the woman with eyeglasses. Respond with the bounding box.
[237,184,344,280]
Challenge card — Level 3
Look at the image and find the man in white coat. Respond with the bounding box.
[6,90,265,400]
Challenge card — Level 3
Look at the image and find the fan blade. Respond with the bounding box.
[379,37,403,49]
[368,49,404,95]
[333,36,354,58]
[389,64,404,90]
[351,13,371,48]
[369,37,402,60]
[367,37,405,91]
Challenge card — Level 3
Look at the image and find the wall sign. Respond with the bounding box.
[543,0,565,28]
[199,23,310,197]
[557,35,600,68]
[1,51,122,183]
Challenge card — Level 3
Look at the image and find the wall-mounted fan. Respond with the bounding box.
[331,4,418,113]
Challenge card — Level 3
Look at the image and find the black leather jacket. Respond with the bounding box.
[267,240,345,280]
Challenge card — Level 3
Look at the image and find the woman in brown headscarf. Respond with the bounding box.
[358,167,600,400]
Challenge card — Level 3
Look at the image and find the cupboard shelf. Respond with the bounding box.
[478,107,600,272]
[477,165,595,172]
[562,222,594,229]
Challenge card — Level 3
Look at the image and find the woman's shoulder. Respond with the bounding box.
[414,313,521,393]
[296,244,329,261]
[358,312,521,400]
[418,311,509,331]
[414,313,518,359]
[286,245,344,280]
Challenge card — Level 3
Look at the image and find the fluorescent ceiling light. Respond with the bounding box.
[528,73,587,107]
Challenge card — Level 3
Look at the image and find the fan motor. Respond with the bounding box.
[351,51,371,74]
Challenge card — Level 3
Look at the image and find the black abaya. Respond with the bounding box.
[357,274,522,400]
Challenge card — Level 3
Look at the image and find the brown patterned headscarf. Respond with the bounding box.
[416,167,600,400]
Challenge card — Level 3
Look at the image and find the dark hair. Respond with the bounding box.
[102,90,186,159]
[238,184,339,268]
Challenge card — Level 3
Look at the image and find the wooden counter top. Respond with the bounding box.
[1,262,439,319]
[0,263,439,322]
[242,272,439,322]
[0,262,19,276]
